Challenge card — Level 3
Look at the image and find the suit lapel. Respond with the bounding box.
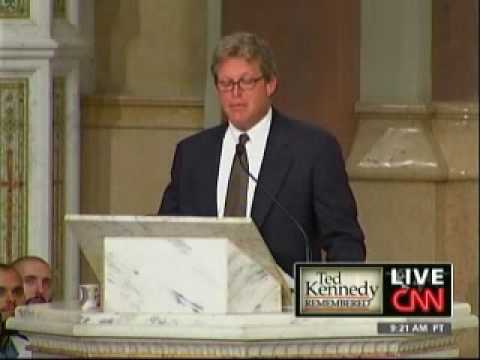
[251,111,292,228]
[201,124,227,216]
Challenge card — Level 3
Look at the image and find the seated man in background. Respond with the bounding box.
[11,256,52,305]
[0,264,29,358]
[0,265,24,322]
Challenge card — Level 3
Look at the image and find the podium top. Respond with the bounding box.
[65,215,290,300]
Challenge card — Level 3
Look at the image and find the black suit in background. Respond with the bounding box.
[159,110,366,275]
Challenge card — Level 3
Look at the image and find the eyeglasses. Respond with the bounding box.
[216,76,264,92]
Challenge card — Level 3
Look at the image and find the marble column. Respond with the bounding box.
[347,0,478,313]
[0,0,91,300]
[348,0,442,261]
[359,0,432,105]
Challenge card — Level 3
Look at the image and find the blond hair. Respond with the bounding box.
[210,32,278,82]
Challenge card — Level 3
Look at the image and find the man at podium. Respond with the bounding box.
[159,32,365,275]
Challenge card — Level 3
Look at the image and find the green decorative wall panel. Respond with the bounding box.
[0,79,28,263]
[52,77,66,299]
[0,0,30,19]
[53,0,66,19]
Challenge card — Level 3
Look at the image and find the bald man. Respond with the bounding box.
[0,265,31,358]
[11,256,52,305]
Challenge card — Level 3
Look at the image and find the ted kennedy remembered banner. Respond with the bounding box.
[295,263,452,317]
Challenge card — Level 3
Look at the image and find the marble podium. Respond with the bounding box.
[65,215,292,313]
[6,214,478,358]
[6,302,478,358]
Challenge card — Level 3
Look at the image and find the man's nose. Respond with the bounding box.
[33,280,42,294]
[231,83,242,97]
[35,283,43,295]
[6,292,16,305]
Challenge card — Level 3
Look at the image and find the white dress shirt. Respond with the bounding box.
[217,107,272,217]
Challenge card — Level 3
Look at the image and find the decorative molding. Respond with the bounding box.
[347,102,448,181]
[348,102,479,181]
[432,101,478,180]
[25,334,460,358]
[7,302,477,358]
[0,0,30,19]
[432,101,479,121]
[52,77,66,299]
[81,95,204,130]
[0,78,28,262]
[0,44,57,60]
[354,103,434,120]
[0,1,54,59]
[82,95,204,108]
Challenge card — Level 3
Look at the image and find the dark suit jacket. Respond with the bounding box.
[159,110,365,275]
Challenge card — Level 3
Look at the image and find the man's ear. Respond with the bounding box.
[266,77,278,97]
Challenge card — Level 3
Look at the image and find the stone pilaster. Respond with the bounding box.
[348,0,478,317]
[432,102,478,311]
[0,0,92,300]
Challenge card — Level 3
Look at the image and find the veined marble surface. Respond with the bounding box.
[65,215,292,308]
[104,237,281,313]
[7,301,478,340]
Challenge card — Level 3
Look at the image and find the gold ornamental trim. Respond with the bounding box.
[0,78,29,262]
[0,0,30,19]
[52,77,66,300]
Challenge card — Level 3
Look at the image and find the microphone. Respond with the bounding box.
[235,145,312,262]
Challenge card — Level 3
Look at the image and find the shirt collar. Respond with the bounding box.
[228,107,272,144]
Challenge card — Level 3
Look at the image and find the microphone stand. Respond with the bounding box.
[235,144,312,262]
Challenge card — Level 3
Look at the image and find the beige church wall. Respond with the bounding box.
[352,181,438,262]
[94,0,207,98]
[433,103,479,314]
[83,0,207,213]
[352,179,478,309]
[436,181,478,305]
[80,1,208,283]
[80,96,203,215]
